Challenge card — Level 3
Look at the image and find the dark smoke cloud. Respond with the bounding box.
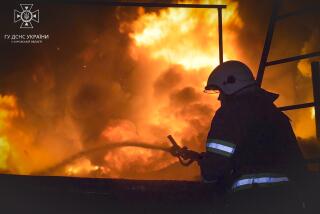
[153,66,183,96]
[170,87,199,106]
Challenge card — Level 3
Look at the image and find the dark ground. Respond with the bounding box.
[0,174,218,214]
[0,173,320,214]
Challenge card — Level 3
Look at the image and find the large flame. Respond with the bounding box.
[0,95,22,171]
[1,0,243,179]
[126,0,242,70]
[1,0,314,178]
[93,0,243,178]
[54,0,243,178]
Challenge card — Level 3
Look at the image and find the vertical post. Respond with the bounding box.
[256,0,281,86]
[312,62,320,140]
[218,8,223,65]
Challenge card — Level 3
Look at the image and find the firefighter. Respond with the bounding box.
[200,60,307,213]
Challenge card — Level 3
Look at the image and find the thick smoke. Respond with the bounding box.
[0,4,143,174]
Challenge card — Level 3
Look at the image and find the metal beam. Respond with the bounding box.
[256,0,281,86]
[279,102,314,111]
[48,1,226,66]
[218,8,223,64]
[312,62,320,140]
[277,6,320,20]
[266,51,320,66]
[50,1,227,8]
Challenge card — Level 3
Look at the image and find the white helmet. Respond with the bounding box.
[205,60,256,95]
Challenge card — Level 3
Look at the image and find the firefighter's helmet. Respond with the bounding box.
[205,60,256,95]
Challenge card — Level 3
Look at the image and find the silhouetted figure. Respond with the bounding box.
[201,61,307,214]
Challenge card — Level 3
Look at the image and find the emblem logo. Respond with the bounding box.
[14,4,39,29]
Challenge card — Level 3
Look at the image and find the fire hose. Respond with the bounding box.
[32,135,200,175]
[167,135,201,166]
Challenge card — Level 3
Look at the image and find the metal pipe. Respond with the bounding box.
[218,8,223,64]
[49,1,226,66]
[277,6,320,20]
[256,0,281,86]
[278,102,314,111]
[49,1,227,8]
[312,62,320,139]
[266,51,320,66]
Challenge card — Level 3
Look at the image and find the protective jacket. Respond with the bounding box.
[199,87,305,189]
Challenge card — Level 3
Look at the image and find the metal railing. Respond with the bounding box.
[255,0,320,139]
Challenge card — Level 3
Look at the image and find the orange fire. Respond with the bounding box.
[127,0,242,70]
[2,0,315,179]
[65,158,100,176]
[0,95,23,171]
[92,0,242,178]
[61,0,243,179]
[41,0,318,177]
[0,94,82,175]
[1,0,244,179]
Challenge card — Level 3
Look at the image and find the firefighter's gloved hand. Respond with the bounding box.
[180,146,189,160]
[180,147,201,161]
[169,146,181,157]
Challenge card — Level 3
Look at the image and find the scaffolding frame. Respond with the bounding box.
[255,0,320,138]
[53,0,227,65]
